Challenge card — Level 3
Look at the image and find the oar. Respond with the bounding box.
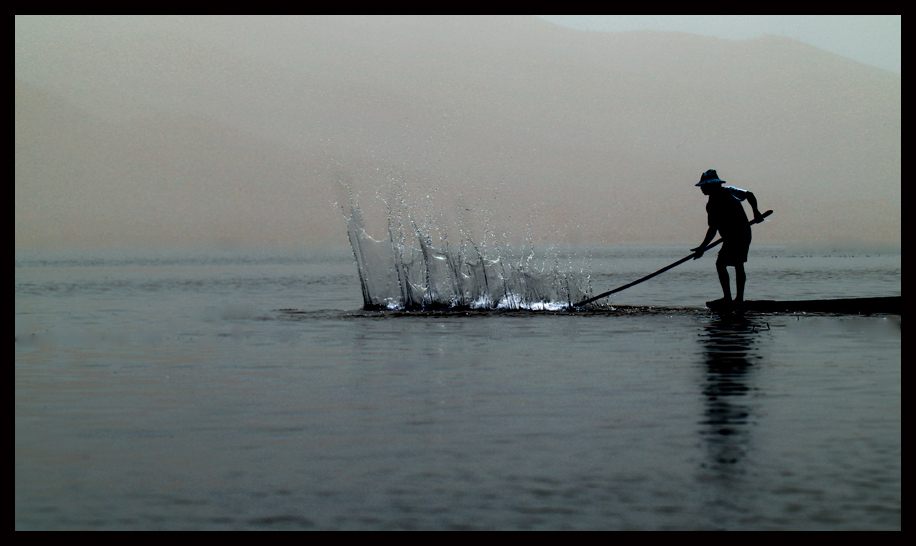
[573,210,773,308]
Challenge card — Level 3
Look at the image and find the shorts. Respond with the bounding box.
[717,233,751,266]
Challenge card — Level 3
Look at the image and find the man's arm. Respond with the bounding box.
[691,226,718,259]
[746,192,763,221]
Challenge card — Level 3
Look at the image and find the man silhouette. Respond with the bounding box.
[691,169,764,305]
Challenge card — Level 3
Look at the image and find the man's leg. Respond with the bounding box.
[735,264,746,302]
[716,262,731,301]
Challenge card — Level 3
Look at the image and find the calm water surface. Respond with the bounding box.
[15,246,900,530]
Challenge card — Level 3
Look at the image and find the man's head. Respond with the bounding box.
[696,169,724,195]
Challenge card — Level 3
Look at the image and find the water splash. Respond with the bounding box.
[342,180,591,311]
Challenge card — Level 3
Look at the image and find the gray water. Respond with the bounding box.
[15,245,900,530]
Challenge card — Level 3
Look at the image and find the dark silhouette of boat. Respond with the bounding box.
[707,296,900,314]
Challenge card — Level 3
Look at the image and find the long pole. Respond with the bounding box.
[573,210,773,308]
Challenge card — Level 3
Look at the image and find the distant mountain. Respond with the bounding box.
[15,16,899,248]
[16,80,337,248]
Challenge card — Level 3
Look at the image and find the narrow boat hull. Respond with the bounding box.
[707,296,901,314]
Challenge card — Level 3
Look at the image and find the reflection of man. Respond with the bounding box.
[691,170,764,306]
[699,314,761,469]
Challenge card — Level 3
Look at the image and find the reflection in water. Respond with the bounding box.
[698,313,765,471]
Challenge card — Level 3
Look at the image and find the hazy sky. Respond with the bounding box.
[15,16,900,250]
[540,15,901,74]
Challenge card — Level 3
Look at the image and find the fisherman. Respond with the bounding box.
[691,169,764,305]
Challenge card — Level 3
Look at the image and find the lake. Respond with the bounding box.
[15,245,900,529]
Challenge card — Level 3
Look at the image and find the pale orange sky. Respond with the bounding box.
[15,16,900,251]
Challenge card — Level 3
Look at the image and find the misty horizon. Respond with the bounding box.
[15,16,900,251]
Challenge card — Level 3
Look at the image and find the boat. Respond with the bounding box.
[706,296,901,314]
